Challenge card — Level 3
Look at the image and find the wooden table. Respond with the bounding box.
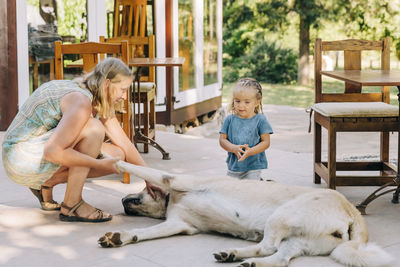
[321,70,400,213]
[321,70,400,86]
[129,57,185,68]
[129,57,185,160]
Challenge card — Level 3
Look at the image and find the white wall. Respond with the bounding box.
[87,0,107,41]
[155,0,167,111]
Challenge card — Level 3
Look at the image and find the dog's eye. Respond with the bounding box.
[132,198,141,205]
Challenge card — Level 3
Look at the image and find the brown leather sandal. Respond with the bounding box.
[30,185,61,211]
[59,200,112,223]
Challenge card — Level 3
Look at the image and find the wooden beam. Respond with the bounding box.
[171,96,222,125]
[164,0,172,124]
[0,0,18,130]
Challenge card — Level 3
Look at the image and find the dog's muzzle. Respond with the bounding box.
[122,194,142,215]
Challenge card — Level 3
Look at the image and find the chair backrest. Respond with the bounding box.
[100,35,155,82]
[113,0,147,38]
[314,38,391,103]
[54,41,129,79]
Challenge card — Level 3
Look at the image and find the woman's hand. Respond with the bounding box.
[145,181,167,200]
[98,157,121,174]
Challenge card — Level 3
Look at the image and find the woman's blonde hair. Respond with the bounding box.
[229,77,263,114]
[81,57,132,118]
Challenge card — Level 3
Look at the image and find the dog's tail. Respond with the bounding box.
[330,240,393,267]
[330,198,393,267]
[330,196,394,267]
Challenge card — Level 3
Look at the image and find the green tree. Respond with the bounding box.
[27,0,87,40]
[223,0,400,85]
[256,0,347,85]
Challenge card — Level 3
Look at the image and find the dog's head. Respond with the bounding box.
[122,189,168,219]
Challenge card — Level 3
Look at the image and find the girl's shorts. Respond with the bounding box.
[226,169,262,180]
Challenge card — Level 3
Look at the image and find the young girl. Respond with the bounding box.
[219,78,273,179]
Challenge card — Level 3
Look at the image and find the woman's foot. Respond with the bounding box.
[59,200,112,222]
[29,185,61,211]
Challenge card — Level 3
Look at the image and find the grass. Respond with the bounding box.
[222,80,399,108]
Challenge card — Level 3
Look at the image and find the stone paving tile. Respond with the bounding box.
[0,104,399,267]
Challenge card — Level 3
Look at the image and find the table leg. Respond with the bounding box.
[391,86,400,203]
[132,66,171,160]
[356,86,400,214]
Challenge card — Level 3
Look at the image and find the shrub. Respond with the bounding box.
[223,40,298,84]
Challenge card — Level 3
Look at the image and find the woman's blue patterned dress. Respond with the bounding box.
[2,80,92,190]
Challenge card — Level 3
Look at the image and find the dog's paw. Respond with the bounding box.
[237,262,256,267]
[213,250,238,262]
[98,231,137,248]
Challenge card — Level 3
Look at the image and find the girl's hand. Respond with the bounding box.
[232,144,249,160]
[145,181,167,200]
[238,145,253,162]
[98,157,121,174]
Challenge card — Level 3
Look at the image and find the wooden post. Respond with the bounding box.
[314,39,322,103]
[0,0,18,130]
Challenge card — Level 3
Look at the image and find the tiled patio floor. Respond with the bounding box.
[0,104,399,267]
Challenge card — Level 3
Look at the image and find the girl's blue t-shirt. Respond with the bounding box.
[220,113,273,172]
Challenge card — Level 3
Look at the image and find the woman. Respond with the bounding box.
[2,58,161,223]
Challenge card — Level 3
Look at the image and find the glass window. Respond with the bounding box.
[178,0,196,91]
[106,0,114,38]
[27,0,87,92]
[203,0,218,86]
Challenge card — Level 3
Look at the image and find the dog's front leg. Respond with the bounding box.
[98,219,199,248]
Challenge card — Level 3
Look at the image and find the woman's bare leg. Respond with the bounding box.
[39,118,112,219]
[41,138,126,204]
[62,118,107,218]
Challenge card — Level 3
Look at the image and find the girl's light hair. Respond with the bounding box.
[229,77,263,114]
[80,57,132,118]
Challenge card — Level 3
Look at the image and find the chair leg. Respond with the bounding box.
[123,172,130,184]
[143,95,149,153]
[49,59,54,80]
[314,121,321,184]
[150,97,155,141]
[122,99,132,141]
[33,62,39,91]
[328,127,337,189]
[380,131,390,175]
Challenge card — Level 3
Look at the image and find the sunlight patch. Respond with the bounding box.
[32,225,79,237]
[0,209,46,228]
[53,246,78,259]
[111,250,127,260]
[0,246,20,264]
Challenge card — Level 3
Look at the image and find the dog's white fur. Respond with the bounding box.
[98,161,393,267]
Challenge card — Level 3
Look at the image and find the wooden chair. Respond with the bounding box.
[113,0,147,38]
[54,40,132,184]
[30,56,54,91]
[100,35,156,153]
[313,38,399,189]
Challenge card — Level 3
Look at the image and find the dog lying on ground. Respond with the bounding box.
[98,161,393,267]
